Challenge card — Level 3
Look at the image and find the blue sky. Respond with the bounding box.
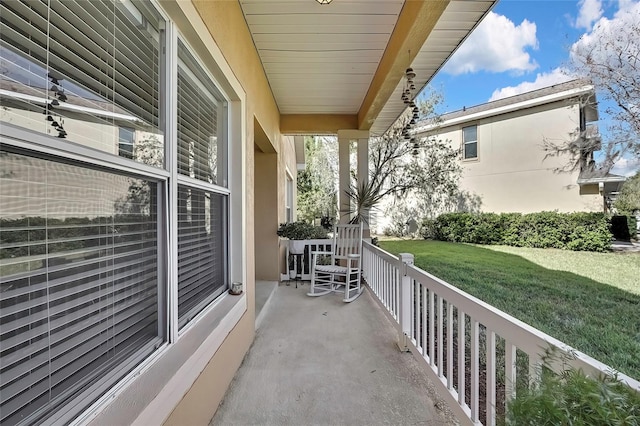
[422,0,640,175]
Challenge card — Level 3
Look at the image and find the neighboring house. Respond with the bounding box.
[0,1,496,425]
[414,79,625,213]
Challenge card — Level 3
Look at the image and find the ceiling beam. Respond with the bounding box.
[357,0,449,130]
[280,114,358,135]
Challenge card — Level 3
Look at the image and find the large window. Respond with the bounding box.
[462,125,478,160]
[0,1,234,424]
[176,40,228,328]
[0,150,163,425]
[0,0,165,167]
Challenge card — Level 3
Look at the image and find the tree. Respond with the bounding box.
[614,172,640,214]
[296,136,338,224]
[571,5,640,146]
[347,92,463,228]
[563,5,640,171]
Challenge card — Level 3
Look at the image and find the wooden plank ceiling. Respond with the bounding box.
[239,0,496,135]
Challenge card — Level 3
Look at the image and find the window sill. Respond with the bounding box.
[82,293,247,426]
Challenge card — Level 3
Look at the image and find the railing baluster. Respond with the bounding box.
[505,341,517,404]
[429,290,435,367]
[438,295,444,378]
[447,302,454,390]
[411,280,424,348]
[487,329,496,426]
[458,310,466,406]
[529,353,541,389]
[421,282,427,354]
[471,319,479,423]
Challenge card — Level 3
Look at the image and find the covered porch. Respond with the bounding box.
[231,244,640,426]
[217,282,451,425]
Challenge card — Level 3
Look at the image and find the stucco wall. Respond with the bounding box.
[430,102,602,213]
[164,1,290,424]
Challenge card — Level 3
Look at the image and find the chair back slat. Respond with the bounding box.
[333,223,362,260]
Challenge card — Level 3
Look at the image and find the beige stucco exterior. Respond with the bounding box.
[421,98,603,213]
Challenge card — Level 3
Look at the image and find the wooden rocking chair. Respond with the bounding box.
[307,223,363,302]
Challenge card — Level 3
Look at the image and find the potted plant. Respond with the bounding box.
[277,221,328,254]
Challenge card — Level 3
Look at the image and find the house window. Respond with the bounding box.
[119,127,135,159]
[462,125,478,160]
[286,173,294,223]
[176,39,229,329]
[0,0,236,423]
[0,150,163,425]
[0,0,165,167]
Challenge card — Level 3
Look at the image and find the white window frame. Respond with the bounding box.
[462,125,478,160]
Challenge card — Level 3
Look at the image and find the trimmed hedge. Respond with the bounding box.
[422,212,612,252]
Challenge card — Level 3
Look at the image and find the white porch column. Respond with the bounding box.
[357,135,369,232]
[337,129,370,225]
[338,134,351,224]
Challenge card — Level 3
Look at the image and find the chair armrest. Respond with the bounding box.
[347,254,361,259]
[311,251,333,266]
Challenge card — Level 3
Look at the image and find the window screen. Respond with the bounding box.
[0,0,164,167]
[177,185,227,329]
[0,150,163,425]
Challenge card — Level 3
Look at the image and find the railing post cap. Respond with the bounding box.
[399,253,414,262]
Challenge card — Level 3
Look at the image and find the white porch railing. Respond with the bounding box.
[284,239,333,281]
[362,241,640,426]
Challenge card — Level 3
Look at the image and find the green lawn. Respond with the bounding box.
[378,239,640,380]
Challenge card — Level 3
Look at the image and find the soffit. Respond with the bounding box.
[239,0,496,135]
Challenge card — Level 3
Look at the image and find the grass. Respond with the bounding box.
[378,239,640,380]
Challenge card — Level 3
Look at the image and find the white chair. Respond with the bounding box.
[307,223,363,302]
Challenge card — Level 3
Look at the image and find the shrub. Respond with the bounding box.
[420,218,438,240]
[425,212,611,252]
[506,360,640,425]
[630,215,639,239]
[276,221,328,240]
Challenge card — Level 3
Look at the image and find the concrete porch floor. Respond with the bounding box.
[211,283,453,425]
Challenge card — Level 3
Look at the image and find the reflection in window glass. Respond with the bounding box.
[119,127,135,159]
[0,150,162,425]
[0,0,165,167]
[177,40,226,186]
[177,185,227,328]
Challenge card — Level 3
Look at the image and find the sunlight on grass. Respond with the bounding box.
[478,245,640,295]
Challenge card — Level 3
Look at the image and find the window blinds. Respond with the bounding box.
[177,40,223,186]
[0,151,162,425]
[177,186,227,329]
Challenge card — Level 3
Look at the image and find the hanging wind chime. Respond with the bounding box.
[399,55,422,155]
[44,73,67,138]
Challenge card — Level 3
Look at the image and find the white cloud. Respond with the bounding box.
[488,68,574,101]
[574,0,604,30]
[616,0,638,14]
[611,157,640,177]
[571,1,640,56]
[443,12,539,75]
